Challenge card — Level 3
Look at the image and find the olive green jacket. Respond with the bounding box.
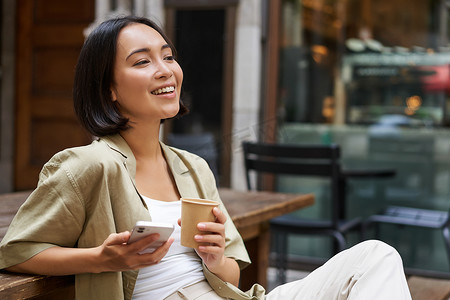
[0,134,266,299]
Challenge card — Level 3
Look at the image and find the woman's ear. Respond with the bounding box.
[110,88,117,102]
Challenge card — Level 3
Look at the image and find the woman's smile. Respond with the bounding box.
[151,85,175,95]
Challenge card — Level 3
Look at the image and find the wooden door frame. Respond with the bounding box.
[262,0,281,143]
[14,0,33,190]
[259,0,281,190]
[0,0,16,192]
[164,0,238,187]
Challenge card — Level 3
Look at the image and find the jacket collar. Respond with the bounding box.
[99,134,194,198]
[100,134,137,180]
[160,142,196,198]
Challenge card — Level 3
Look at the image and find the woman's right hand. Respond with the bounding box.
[96,231,174,272]
[5,231,174,276]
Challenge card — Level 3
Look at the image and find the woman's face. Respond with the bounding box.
[111,23,183,124]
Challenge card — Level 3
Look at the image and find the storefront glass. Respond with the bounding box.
[276,0,450,273]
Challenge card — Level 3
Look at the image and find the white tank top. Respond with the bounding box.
[131,196,205,300]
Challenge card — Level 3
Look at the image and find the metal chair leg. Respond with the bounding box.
[271,227,288,285]
[373,222,380,239]
[442,227,450,268]
[277,231,288,284]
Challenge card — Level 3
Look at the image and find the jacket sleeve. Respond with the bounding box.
[0,152,86,269]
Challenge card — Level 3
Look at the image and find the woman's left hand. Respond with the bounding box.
[194,207,227,272]
[177,206,240,286]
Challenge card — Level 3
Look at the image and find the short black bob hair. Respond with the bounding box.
[73,15,188,137]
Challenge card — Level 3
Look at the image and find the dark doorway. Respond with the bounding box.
[168,9,228,185]
[164,2,237,187]
[172,9,224,138]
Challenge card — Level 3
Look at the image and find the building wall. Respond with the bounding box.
[231,0,262,190]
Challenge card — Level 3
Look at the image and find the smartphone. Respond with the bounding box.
[128,221,175,254]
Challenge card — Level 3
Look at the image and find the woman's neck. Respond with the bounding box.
[119,122,162,160]
[120,122,180,201]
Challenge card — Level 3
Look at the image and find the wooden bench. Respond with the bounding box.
[0,272,74,300]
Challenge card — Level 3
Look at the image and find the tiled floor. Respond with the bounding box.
[407,276,450,300]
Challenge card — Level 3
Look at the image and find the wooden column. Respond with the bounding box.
[262,0,281,144]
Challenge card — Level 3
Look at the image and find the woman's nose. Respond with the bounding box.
[154,60,172,79]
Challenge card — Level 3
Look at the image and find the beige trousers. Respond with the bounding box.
[165,240,412,300]
[266,240,411,300]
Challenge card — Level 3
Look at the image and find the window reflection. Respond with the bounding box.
[278,0,450,127]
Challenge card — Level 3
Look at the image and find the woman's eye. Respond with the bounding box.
[133,60,149,66]
[164,55,175,61]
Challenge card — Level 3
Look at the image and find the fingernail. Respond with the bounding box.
[195,235,203,240]
[198,223,206,229]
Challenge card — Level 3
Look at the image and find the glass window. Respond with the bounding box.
[275,0,450,272]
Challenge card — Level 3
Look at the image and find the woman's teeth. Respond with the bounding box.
[152,86,175,95]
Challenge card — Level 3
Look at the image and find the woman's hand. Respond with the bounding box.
[96,231,174,272]
[193,207,227,271]
[178,207,240,286]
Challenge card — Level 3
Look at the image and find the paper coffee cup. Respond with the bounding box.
[180,197,219,248]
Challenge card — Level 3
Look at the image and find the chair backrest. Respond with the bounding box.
[242,142,342,224]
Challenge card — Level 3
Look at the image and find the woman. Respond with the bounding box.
[0,16,411,300]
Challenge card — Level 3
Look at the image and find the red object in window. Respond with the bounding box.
[418,65,450,92]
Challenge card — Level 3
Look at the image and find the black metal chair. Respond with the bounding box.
[364,206,450,268]
[242,142,362,283]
